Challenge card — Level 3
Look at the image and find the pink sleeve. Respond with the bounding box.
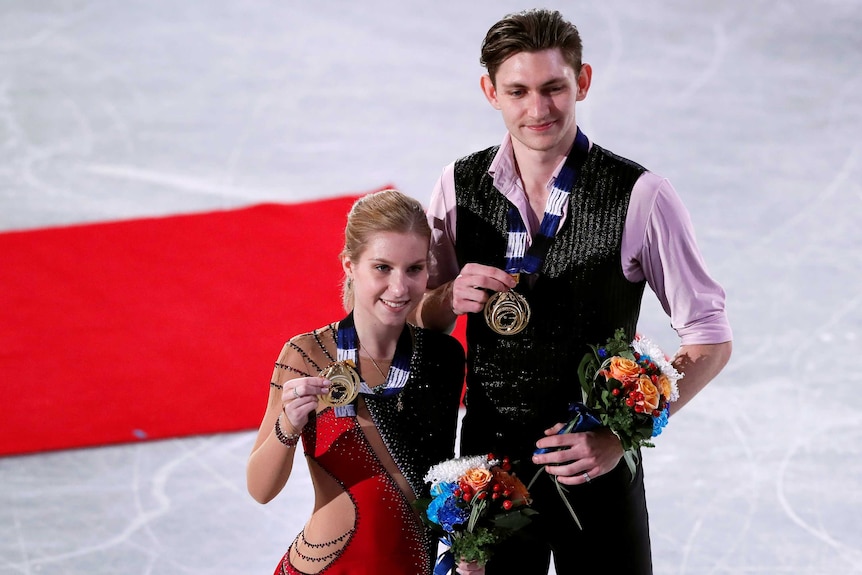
[426,163,461,290]
[622,173,733,345]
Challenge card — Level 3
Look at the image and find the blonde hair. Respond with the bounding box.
[341,189,431,311]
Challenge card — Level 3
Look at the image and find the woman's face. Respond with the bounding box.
[343,231,429,331]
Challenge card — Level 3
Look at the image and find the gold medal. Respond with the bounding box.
[318,360,361,407]
[484,289,531,336]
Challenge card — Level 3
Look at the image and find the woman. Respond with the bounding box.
[247,189,465,575]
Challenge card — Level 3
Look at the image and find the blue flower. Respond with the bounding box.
[426,482,457,526]
[437,497,470,532]
[651,406,669,437]
[598,347,608,358]
[431,481,457,498]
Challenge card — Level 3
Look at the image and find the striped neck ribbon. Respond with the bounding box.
[504,128,590,277]
[333,312,412,417]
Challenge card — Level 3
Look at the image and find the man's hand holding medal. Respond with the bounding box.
[451,263,531,335]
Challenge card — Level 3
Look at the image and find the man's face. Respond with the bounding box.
[482,48,590,157]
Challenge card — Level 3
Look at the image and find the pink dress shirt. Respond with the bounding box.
[426,133,732,346]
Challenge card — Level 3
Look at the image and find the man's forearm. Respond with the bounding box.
[670,341,732,413]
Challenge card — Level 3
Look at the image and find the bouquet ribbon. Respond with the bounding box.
[533,402,602,455]
[529,402,602,530]
[433,537,456,575]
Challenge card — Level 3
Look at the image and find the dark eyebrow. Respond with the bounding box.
[499,77,568,91]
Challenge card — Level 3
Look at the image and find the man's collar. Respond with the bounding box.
[489,132,584,190]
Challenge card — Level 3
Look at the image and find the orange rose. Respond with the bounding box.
[464,468,492,491]
[636,375,660,411]
[657,373,672,400]
[607,357,641,384]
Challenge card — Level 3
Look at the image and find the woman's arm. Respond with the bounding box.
[246,342,329,503]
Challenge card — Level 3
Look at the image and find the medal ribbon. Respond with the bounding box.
[504,128,590,277]
[333,312,412,417]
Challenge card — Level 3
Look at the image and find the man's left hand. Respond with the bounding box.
[531,425,624,485]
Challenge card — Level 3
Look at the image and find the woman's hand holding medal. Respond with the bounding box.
[281,377,330,431]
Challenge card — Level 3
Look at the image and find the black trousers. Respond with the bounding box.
[485,458,653,575]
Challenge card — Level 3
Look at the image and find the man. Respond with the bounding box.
[415,8,733,575]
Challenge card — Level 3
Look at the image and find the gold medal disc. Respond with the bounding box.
[318,361,361,407]
[484,290,531,336]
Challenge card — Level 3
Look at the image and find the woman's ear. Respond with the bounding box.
[341,255,353,279]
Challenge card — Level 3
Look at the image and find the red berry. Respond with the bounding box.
[477,491,488,500]
[612,388,621,396]
[487,453,496,461]
[492,492,501,500]
[625,397,635,407]
[503,500,513,510]
[652,409,661,417]
[454,489,462,497]
[463,493,473,502]
[502,462,512,471]
[503,489,513,498]
[492,484,502,493]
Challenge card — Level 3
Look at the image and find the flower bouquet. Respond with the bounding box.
[578,328,681,454]
[415,454,537,574]
[531,329,682,527]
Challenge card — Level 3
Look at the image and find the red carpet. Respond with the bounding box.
[1,196,371,456]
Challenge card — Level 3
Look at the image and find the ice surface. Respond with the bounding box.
[1,0,861,573]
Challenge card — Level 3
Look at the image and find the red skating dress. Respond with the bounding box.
[273,325,464,575]
[277,408,429,575]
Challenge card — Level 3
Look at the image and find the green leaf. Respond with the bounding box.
[555,478,582,530]
[490,508,536,531]
[449,528,499,566]
[466,496,487,533]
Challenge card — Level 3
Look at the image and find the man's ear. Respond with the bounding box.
[576,63,593,101]
[480,74,501,110]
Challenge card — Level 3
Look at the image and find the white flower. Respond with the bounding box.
[424,454,499,485]
[631,336,683,402]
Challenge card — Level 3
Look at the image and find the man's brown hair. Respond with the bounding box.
[480,9,583,84]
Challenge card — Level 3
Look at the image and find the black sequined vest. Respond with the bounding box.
[454,143,647,461]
